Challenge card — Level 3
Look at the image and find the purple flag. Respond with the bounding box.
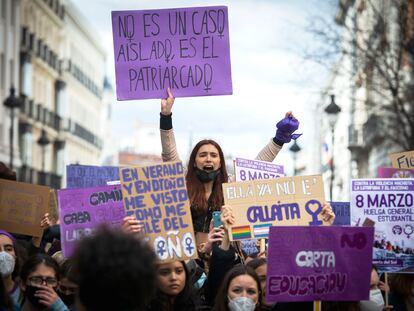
[58,185,125,257]
[111,6,232,100]
[266,226,374,302]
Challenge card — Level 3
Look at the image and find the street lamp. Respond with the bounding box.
[37,129,50,172]
[324,94,341,201]
[3,87,21,170]
[289,139,301,176]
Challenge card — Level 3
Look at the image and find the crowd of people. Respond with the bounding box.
[1,90,413,311]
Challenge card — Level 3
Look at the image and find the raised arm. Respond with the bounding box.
[160,88,180,162]
[255,111,300,162]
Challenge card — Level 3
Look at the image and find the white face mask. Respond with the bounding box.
[0,251,15,277]
[370,288,384,307]
[360,289,384,311]
[228,296,256,311]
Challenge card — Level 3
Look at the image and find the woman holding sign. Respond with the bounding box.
[159,88,301,246]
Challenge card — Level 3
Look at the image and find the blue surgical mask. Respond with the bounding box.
[228,296,256,311]
[195,272,207,289]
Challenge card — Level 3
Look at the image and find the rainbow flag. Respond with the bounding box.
[232,225,251,240]
[253,223,272,238]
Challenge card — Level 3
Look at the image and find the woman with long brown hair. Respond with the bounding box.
[157,88,300,246]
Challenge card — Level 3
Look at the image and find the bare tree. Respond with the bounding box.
[307,0,414,151]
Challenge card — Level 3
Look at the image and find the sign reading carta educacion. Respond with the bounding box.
[112,6,232,100]
[222,175,328,241]
[266,226,374,302]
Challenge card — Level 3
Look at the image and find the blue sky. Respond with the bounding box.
[71,0,337,173]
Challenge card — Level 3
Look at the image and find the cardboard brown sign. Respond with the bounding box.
[389,150,414,169]
[120,161,197,262]
[0,179,50,237]
[222,175,328,241]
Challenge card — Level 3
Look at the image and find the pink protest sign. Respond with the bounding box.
[111,6,232,100]
[266,226,374,302]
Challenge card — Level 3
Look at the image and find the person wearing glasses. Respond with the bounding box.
[19,254,68,311]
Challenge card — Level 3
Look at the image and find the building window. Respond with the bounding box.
[0,53,5,91]
[9,59,14,86]
[1,0,7,20]
[10,0,15,26]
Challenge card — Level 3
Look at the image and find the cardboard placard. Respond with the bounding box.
[389,150,414,169]
[377,167,414,178]
[120,161,197,261]
[223,175,328,241]
[58,185,125,258]
[66,164,119,189]
[330,202,350,226]
[234,157,284,182]
[0,179,50,237]
[266,226,374,302]
[351,178,414,273]
[111,6,232,100]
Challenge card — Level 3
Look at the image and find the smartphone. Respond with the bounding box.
[212,211,222,228]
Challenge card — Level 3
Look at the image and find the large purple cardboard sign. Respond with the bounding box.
[66,165,119,189]
[377,167,414,178]
[351,179,414,273]
[111,6,232,100]
[266,226,374,302]
[58,185,125,258]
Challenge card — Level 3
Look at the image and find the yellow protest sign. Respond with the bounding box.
[0,179,50,237]
[120,161,197,262]
[223,175,328,241]
[389,150,414,169]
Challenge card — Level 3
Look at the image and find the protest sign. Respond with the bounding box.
[234,157,284,182]
[266,226,374,302]
[240,239,259,256]
[330,202,350,226]
[111,6,232,100]
[378,167,414,178]
[120,161,197,261]
[351,179,414,272]
[222,175,327,241]
[58,185,125,257]
[389,150,414,169]
[66,165,119,189]
[0,179,49,237]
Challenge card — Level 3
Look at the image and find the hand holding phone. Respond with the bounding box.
[212,211,222,228]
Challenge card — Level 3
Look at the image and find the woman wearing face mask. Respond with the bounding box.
[19,254,68,311]
[158,88,300,246]
[360,266,393,311]
[56,261,77,311]
[212,264,261,311]
[146,260,200,311]
[0,230,22,307]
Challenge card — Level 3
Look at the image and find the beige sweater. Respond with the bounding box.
[160,128,282,166]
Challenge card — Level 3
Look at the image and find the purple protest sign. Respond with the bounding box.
[351,178,414,273]
[111,6,232,100]
[330,202,350,226]
[58,185,125,257]
[377,167,414,178]
[66,165,119,189]
[266,226,374,302]
[234,157,284,182]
